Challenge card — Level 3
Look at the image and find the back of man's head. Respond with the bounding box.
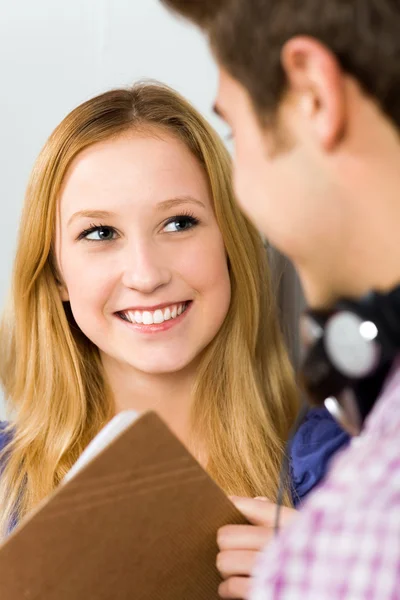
[162,0,400,129]
[162,0,400,309]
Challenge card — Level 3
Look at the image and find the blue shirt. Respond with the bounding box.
[289,407,350,507]
[0,411,349,510]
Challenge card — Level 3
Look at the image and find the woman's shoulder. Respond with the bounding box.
[289,407,350,507]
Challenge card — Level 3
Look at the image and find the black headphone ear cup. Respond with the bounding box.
[324,312,381,378]
[300,286,400,434]
[300,334,348,408]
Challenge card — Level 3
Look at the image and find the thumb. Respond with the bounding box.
[229,496,278,527]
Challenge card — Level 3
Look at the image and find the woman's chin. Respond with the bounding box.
[127,356,195,376]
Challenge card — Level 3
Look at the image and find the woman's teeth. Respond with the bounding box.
[122,302,188,325]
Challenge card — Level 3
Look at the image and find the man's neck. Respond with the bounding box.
[302,105,400,309]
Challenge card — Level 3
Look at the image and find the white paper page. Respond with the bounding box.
[63,410,140,484]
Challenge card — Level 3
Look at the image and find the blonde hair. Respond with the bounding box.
[0,82,298,537]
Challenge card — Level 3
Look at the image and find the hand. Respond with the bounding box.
[217,497,298,599]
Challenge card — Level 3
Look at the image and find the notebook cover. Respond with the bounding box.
[0,412,247,599]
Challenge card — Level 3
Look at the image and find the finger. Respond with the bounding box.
[229,495,271,503]
[218,576,251,599]
[217,524,273,551]
[230,496,297,527]
[216,549,258,579]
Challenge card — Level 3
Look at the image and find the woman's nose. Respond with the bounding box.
[121,241,172,294]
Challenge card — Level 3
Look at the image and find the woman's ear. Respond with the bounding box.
[51,261,69,301]
[58,282,70,302]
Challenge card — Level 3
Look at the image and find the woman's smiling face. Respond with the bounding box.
[55,129,231,376]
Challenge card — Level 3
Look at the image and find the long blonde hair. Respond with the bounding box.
[0,82,298,537]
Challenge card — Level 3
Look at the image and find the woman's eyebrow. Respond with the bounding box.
[67,210,116,226]
[156,196,206,211]
[67,198,205,225]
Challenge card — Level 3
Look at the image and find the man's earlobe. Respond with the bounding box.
[281,36,346,150]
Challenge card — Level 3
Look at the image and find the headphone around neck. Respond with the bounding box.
[299,285,400,435]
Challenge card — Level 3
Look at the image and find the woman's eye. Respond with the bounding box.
[163,215,199,233]
[81,226,118,241]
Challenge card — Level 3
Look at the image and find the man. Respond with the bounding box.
[161,1,400,598]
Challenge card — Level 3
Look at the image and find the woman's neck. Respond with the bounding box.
[101,354,199,455]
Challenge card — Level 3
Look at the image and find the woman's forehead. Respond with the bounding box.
[58,132,211,220]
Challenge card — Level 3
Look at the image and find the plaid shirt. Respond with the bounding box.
[251,358,400,600]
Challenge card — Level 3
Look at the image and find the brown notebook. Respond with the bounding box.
[0,411,247,599]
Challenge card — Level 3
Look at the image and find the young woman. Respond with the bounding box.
[0,83,347,543]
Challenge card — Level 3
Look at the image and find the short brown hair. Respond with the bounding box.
[162,0,400,127]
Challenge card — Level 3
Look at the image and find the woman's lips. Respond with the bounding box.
[116,301,192,334]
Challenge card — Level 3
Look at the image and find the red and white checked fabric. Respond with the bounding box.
[251,359,400,600]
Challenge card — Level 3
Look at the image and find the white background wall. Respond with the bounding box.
[0,0,228,419]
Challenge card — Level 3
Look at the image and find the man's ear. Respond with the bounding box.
[281,36,346,150]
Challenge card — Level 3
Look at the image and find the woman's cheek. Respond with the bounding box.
[182,235,231,320]
[180,230,228,286]
[63,254,118,316]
